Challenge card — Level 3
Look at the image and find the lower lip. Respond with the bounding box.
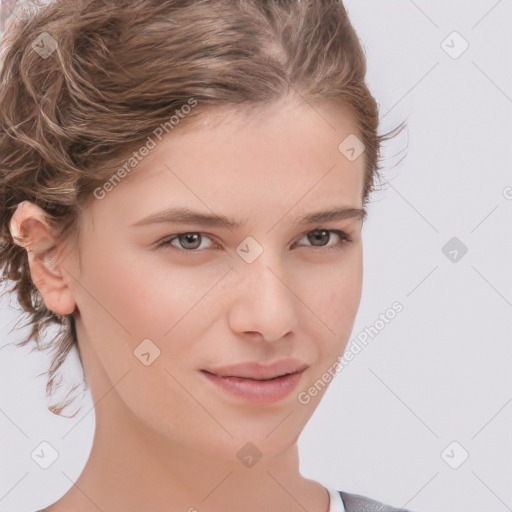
[201,370,305,403]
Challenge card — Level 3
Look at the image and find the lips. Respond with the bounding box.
[200,360,308,403]
[202,358,309,381]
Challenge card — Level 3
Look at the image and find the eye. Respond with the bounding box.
[156,229,352,254]
[156,232,218,252]
[294,229,352,252]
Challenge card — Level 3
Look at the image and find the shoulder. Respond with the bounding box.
[339,490,414,512]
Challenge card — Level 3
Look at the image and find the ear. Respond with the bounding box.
[9,200,77,316]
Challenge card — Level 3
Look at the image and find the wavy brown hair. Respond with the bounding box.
[0,0,404,416]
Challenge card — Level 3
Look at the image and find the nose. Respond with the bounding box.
[226,251,299,343]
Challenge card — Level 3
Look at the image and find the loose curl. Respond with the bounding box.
[0,0,404,416]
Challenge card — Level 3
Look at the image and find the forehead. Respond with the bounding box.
[86,96,366,227]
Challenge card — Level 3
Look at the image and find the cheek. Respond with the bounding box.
[302,251,363,332]
[123,257,231,338]
[72,244,212,390]
[76,244,230,358]
[71,249,232,425]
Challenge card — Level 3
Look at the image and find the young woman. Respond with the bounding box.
[0,0,409,510]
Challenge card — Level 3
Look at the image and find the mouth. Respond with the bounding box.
[201,369,300,381]
[202,359,309,381]
[200,366,307,404]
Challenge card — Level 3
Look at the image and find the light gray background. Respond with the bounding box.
[1,1,511,511]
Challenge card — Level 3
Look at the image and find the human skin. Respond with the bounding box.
[10,93,366,512]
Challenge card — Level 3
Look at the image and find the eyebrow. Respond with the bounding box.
[131,206,367,229]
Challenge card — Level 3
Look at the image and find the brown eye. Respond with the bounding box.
[295,229,351,252]
[307,229,331,247]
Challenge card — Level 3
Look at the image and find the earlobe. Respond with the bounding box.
[9,201,77,316]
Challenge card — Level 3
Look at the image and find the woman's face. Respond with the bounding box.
[64,95,366,460]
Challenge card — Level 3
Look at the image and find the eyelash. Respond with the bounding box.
[155,229,352,254]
